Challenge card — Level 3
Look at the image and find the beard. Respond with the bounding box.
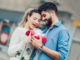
[46,18,52,27]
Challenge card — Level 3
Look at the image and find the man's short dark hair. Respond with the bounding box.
[38,2,58,14]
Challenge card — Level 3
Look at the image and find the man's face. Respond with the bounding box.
[41,11,52,26]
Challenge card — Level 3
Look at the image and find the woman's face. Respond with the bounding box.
[27,12,41,29]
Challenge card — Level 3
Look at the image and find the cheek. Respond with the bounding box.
[46,13,50,18]
[46,15,50,19]
[27,20,32,26]
[33,20,36,23]
[36,22,40,25]
[29,18,33,23]
[31,20,34,24]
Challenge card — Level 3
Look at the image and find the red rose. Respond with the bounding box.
[34,35,46,44]
[25,30,35,36]
[30,30,35,36]
[25,30,46,44]
[42,36,46,44]
[34,35,40,40]
[25,30,30,36]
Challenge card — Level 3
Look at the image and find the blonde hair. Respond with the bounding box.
[19,8,34,27]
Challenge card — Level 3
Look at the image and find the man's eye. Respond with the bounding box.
[42,14,46,17]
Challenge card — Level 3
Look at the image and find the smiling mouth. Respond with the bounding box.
[32,24,37,27]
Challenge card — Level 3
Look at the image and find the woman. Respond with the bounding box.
[8,8,41,60]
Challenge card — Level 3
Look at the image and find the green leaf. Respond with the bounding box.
[21,57,24,60]
[26,48,31,55]
[15,51,21,57]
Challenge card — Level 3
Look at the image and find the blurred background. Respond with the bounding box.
[0,0,80,60]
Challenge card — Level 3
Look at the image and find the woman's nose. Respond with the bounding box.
[35,20,39,25]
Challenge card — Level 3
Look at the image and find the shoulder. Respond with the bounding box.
[58,24,69,32]
[15,27,27,32]
[58,25,70,36]
[56,24,70,37]
[11,27,27,36]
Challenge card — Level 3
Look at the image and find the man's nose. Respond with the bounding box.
[42,17,45,21]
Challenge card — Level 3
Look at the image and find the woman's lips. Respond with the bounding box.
[32,24,37,27]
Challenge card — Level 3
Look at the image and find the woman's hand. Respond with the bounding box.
[31,35,43,48]
[23,32,32,45]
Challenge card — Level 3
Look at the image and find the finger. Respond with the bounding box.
[29,32,31,37]
[32,36,35,40]
[28,32,31,40]
[31,38,33,41]
[39,35,42,42]
[31,38,35,43]
[31,36,35,41]
[32,36,37,41]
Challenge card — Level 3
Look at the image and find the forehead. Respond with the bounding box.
[31,13,41,17]
[41,11,49,15]
[31,13,40,16]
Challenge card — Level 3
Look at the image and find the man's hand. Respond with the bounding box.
[31,35,43,48]
[31,35,60,60]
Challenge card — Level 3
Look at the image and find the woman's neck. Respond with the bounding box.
[24,22,32,30]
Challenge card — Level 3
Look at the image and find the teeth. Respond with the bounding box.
[33,24,36,27]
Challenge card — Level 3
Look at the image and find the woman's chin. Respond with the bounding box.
[31,25,36,29]
[30,26,35,30]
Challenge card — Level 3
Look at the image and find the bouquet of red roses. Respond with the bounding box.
[25,30,46,44]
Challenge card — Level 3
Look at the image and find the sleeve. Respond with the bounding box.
[57,30,70,60]
[8,28,25,57]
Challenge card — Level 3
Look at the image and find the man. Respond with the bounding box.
[30,2,70,60]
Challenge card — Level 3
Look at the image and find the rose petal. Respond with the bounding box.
[25,30,30,36]
[42,36,46,44]
[34,35,40,40]
[30,30,35,36]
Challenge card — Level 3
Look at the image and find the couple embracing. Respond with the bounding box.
[8,2,70,60]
